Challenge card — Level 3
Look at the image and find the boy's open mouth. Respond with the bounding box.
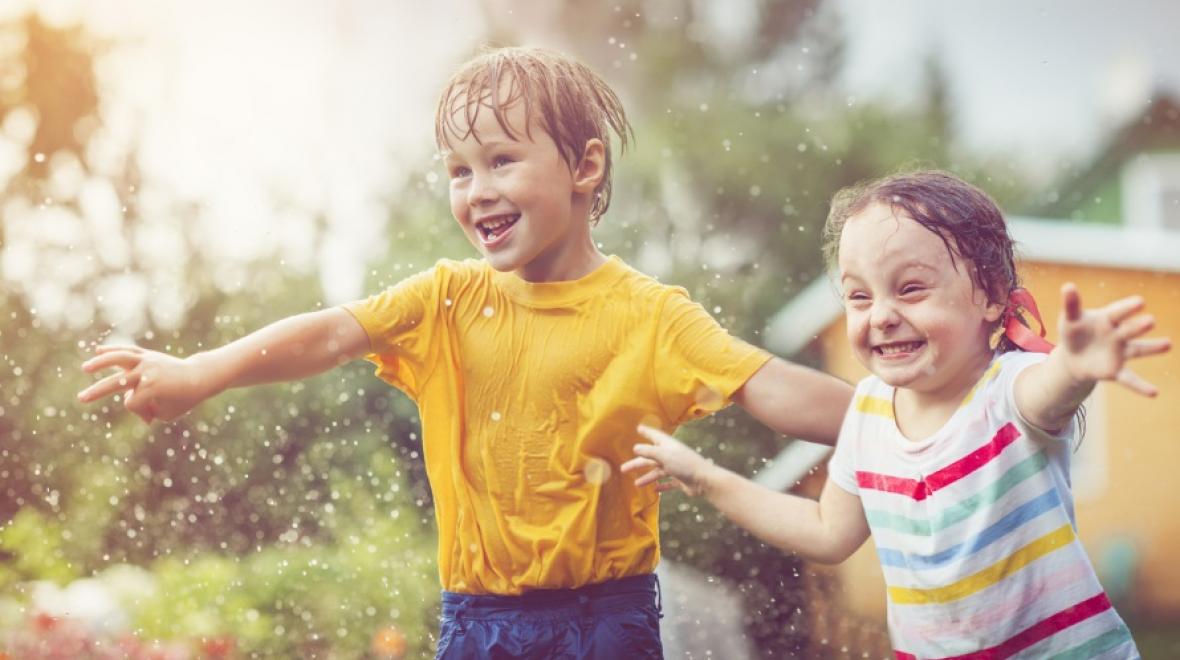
[873,340,926,356]
[476,214,520,242]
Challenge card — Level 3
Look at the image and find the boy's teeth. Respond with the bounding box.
[479,215,518,239]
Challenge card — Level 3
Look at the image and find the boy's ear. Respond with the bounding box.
[572,138,606,194]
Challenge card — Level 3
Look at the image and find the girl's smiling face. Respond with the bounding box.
[839,203,1004,400]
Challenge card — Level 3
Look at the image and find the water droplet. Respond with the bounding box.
[490,410,502,422]
[583,457,612,485]
[33,152,45,163]
[482,306,494,317]
[694,385,722,408]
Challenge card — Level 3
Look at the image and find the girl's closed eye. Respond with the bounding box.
[899,282,927,297]
[846,290,872,308]
[449,165,472,179]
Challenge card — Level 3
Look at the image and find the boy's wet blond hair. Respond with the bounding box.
[435,46,633,223]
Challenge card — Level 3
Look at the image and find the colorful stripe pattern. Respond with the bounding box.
[828,352,1138,658]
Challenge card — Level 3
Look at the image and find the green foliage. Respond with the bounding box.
[0,4,1062,657]
[0,509,82,590]
[130,468,438,658]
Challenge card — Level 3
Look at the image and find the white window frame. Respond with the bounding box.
[1121,152,1180,231]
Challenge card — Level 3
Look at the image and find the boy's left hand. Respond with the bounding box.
[1058,283,1171,396]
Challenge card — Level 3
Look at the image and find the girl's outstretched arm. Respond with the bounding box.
[732,357,853,446]
[1015,283,1171,432]
[622,425,869,564]
[78,307,371,424]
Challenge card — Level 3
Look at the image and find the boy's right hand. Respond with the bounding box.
[78,345,220,424]
[621,425,717,497]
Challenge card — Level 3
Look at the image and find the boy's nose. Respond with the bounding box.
[467,174,499,206]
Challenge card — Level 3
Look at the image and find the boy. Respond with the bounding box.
[78,46,852,658]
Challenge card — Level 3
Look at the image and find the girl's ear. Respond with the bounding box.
[984,298,1005,323]
[572,139,606,194]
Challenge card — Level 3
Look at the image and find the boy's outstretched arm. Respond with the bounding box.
[622,425,869,564]
[77,308,370,423]
[732,357,853,446]
[1015,283,1172,433]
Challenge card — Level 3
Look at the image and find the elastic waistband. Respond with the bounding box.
[442,574,658,616]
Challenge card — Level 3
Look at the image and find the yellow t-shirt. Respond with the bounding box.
[344,256,771,594]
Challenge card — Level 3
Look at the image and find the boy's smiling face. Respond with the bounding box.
[441,89,605,282]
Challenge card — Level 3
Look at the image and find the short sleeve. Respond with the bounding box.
[993,351,1077,445]
[342,267,437,398]
[826,388,862,495]
[653,290,773,424]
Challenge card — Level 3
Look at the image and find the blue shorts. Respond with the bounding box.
[435,574,664,659]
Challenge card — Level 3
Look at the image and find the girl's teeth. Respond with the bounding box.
[880,342,922,355]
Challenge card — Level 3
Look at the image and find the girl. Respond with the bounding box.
[623,171,1169,658]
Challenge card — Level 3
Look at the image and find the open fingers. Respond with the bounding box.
[634,467,667,488]
[621,454,660,474]
[636,424,672,444]
[1061,283,1082,323]
[93,344,144,356]
[1115,367,1158,398]
[77,370,141,403]
[1125,337,1172,360]
[82,350,143,374]
[1104,295,1146,326]
[1116,314,1155,340]
[125,390,158,424]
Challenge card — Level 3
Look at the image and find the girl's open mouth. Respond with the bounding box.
[873,340,926,357]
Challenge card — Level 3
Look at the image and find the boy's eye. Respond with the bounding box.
[492,155,513,168]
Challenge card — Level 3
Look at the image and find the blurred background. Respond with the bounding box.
[1,0,1177,657]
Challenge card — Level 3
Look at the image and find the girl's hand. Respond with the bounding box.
[78,345,219,423]
[621,425,715,496]
[1058,283,1171,397]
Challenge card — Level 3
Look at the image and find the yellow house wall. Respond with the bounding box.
[812,262,1180,620]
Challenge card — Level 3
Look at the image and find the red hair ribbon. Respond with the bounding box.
[1003,288,1054,353]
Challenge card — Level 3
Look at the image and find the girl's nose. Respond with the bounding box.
[870,300,901,330]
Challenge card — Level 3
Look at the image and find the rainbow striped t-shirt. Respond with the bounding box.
[828,351,1139,659]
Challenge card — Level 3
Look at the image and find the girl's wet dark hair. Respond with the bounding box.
[823,170,1021,352]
